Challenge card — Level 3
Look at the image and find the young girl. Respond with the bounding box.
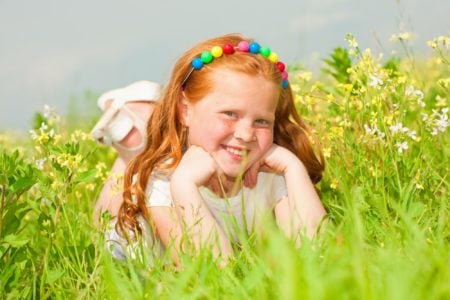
[111,33,326,262]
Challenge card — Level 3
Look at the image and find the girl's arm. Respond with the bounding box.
[169,146,233,260]
[262,145,327,241]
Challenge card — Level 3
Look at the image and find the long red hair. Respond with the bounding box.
[117,33,325,234]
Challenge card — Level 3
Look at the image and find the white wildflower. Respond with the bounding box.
[405,85,414,96]
[35,157,47,170]
[396,141,409,153]
[407,130,417,141]
[414,90,424,101]
[435,108,449,133]
[40,122,48,131]
[369,74,383,89]
[43,105,58,119]
[415,90,425,107]
[389,122,404,134]
[29,129,38,140]
[364,124,385,139]
[405,85,425,107]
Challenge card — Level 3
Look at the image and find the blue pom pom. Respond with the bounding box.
[249,42,261,54]
[282,80,289,89]
[192,58,204,70]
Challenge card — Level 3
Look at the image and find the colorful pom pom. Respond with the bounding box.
[268,52,278,63]
[222,43,235,54]
[237,41,250,52]
[211,46,223,58]
[192,58,204,70]
[201,51,213,64]
[259,47,271,57]
[282,80,289,89]
[276,61,285,72]
[281,71,288,80]
[249,42,261,54]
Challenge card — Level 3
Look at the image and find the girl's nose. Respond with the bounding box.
[234,121,255,142]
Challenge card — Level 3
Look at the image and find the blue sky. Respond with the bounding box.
[1,0,448,130]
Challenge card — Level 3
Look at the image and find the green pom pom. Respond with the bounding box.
[259,47,271,57]
[201,51,213,64]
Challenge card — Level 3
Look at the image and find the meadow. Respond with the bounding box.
[0,33,449,299]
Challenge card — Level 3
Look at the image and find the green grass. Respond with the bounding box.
[1,34,449,299]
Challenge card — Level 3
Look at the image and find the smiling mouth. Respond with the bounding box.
[224,146,248,159]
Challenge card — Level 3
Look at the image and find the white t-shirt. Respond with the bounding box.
[146,170,287,241]
[106,170,287,260]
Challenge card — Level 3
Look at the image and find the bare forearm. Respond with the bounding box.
[275,161,326,241]
[287,165,326,237]
[171,181,233,258]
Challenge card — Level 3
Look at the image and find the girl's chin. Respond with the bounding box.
[214,155,251,180]
[218,163,248,180]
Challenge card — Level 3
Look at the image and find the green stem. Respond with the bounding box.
[0,185,5,238]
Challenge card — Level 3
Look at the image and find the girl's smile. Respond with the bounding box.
[180,69,279,180]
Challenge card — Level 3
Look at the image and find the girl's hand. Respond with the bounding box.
[172,145,220,187]
[243,144,298,188]
[255,144,300,175]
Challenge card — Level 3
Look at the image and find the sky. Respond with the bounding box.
[0,0,449,130]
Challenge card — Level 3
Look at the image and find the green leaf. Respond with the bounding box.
[3,234,29,248]
[75,168,97,183]
[46,268,65,284]
[9,177,36,194]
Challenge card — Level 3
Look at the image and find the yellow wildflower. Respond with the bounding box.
[415,183,424,190]
[348,49,357,57]
[86,183,96,191]
[290,83,301,94]
[53,134,63,144]
[345,33,358,48]
[296,71,312,82]
[427,40,438,49]
[368,166,378,177]
[339,118,352,128]
[326,93,335,104]
[37,131,50,144]
[343,84,353,93]
[397,76,407,84]
[330,126,344,140]
[323,147,331,159]
[330,178,339,190]
[51,180,62,190]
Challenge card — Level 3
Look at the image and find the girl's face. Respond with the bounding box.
[180,69,279,179]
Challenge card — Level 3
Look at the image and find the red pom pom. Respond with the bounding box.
[222,43,235,55]
[276,62,285,72]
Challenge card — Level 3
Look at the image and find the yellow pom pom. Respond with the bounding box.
[211,46,223,58]
[268,52,278,63]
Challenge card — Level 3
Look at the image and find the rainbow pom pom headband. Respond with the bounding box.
[181,41,289,88]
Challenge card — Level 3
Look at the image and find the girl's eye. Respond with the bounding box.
[223,111,237,118]
[255,119,270,127]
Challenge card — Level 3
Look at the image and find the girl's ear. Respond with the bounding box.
[178,92,191,126]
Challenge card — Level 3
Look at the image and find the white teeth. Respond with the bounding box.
[226,147,246,156]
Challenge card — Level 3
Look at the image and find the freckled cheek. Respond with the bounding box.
[256,131,274,153]
[195,120,234,150]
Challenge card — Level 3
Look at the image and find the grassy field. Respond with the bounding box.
[1,34,449,299]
